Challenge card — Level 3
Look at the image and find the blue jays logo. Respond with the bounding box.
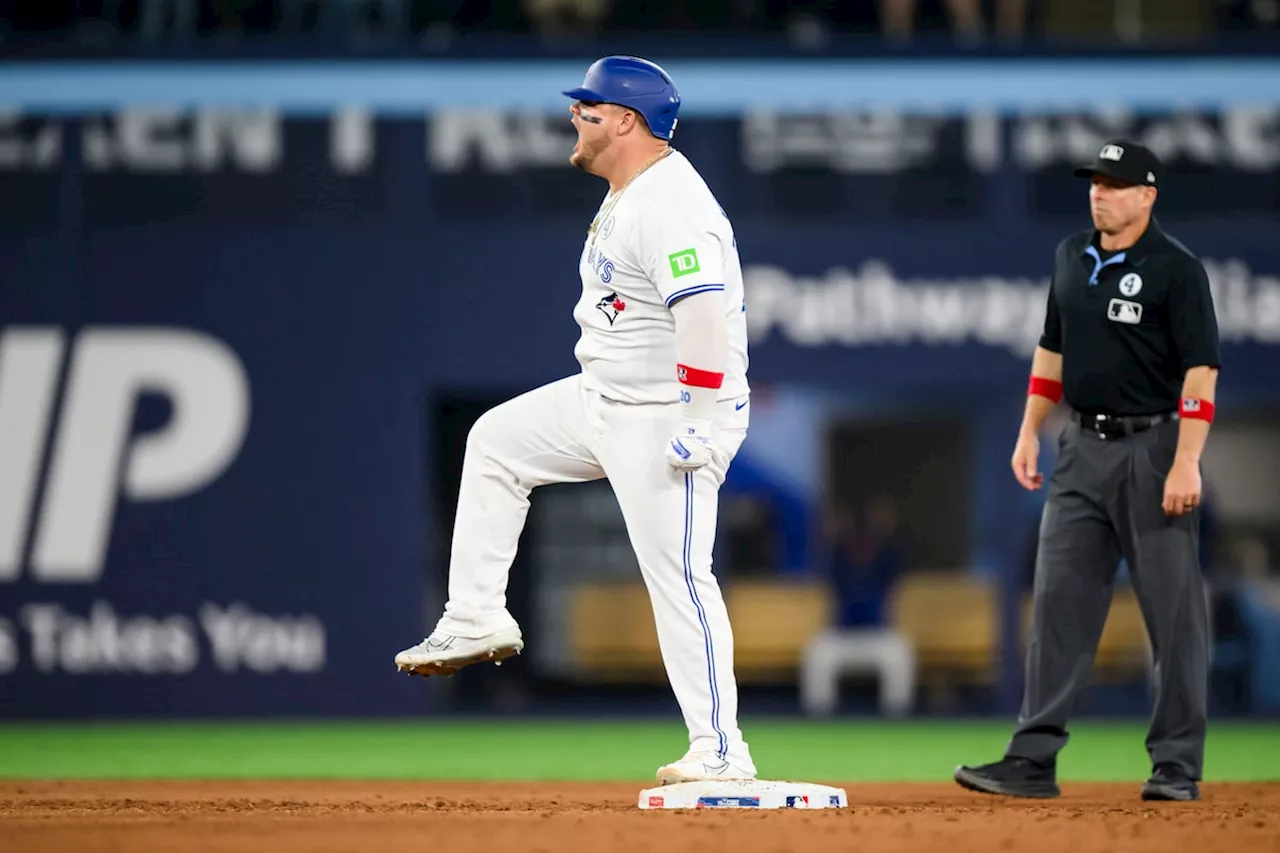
[599,216,616,240]
[596,292,626,325]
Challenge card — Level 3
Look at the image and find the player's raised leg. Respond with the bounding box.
[395,375,605,676]
[593,394,755,784]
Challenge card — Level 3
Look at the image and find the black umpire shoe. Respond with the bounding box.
[954,757,1061,798]
[1141,763,1201,801]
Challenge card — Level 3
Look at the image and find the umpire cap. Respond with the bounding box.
[563,56,682,141]
[1074,138,1163,187]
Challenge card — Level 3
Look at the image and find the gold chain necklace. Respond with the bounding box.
[587,147,672,247]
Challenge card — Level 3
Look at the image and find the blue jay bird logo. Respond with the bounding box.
[596,292,626,325]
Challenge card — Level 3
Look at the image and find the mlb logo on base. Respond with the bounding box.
[637,781,848,810]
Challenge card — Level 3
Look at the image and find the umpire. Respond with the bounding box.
[955,139,1221,802]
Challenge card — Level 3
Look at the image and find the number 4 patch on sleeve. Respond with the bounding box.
[668,248,701,278]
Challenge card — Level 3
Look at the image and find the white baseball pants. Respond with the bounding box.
[434,373,750,761]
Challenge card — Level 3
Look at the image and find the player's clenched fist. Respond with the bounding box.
[666,420,716,471]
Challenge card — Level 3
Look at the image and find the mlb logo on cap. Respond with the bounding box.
[1073,138,1163,187]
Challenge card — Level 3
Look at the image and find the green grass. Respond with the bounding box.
[0,719,1276,782]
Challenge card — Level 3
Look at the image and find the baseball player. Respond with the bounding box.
[394,55,757,787]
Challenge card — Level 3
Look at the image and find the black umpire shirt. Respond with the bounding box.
[1039,217,1222,417]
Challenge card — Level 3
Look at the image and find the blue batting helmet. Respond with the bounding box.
[562,56,681,141]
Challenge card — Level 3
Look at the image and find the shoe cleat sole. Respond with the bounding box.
[395,643,522,677]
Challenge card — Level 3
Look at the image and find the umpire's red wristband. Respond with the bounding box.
[1180,397,1215,422]
[1028,376,1063,404]
[677,363,724,389]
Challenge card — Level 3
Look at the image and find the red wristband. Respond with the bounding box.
[1028,376,1063,404]
[1179,397,1215,422]
[676,363,724,389]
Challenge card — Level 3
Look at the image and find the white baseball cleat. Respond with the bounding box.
[394,626,524,677]
[656,751,758,786]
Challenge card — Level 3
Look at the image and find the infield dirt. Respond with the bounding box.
[3,780,1278,852]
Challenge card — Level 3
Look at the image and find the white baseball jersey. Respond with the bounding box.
[571,150,750,405]
[426,155,755,769]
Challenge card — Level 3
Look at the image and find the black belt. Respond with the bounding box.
[1072,410,1177,439]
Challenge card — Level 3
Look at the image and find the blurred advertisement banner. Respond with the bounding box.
[0,110,391,224]
[0,328,323,682]
[1,96,1277,718]
[3,108,1276,210]
[742,258,1280,356]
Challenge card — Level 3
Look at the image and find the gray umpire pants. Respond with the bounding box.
[1005,415,1210,780]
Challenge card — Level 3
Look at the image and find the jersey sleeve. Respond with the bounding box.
[1038,277,1062,353]
[1168,261,1222,371]
[1038,239,1070,353]
[636,209,728,309]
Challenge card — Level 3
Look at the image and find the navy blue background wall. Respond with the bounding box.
[2,58,1280,718]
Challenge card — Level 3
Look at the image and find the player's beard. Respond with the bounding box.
[570,134,611,174]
